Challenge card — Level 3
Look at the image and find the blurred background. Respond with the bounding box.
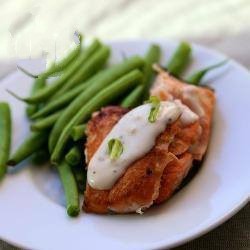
[1,0,250,66]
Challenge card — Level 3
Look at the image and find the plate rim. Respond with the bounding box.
[0,39,249,250]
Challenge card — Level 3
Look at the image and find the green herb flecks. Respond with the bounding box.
[108,138,123,160]
[146,96,161,123]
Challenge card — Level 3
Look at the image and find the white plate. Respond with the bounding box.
[0,40,249,250]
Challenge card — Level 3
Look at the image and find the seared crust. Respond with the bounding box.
[84,107,201,214]
[155,153,193,204]
[84,71,215,214]
[108,144,177,213]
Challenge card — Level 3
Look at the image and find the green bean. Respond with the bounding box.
[8,39,101,104]
[65,146,81,166]
[167,41,192,77]
[0,103,11,180]
[186,60,228,85]
[54,45,110,97]
[121,85,144,108]
[17,43,82,79]
[71,124,86,141]
[73,167,87,193]
[30,111,62,131]
[51,70,143,163]
[49,56,144,152]
[26,77,47,119]
[31,82,89,119]
[7,131,47,166]
[143,44,161,100]
[18,34,83,79]
[41,35,83,78]
[17,65,39,79]
[121,45,161,107]
[57,160,79,217]
[31,149,50,165]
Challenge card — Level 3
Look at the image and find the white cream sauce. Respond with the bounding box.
[87,101,198,190]
[182,85,204,117]
[175,100,199,125]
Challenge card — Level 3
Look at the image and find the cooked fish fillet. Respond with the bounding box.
[151,69,215,160]
[84,107,201,214]
[83,70,215,214]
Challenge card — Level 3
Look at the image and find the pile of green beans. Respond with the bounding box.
[0,103,11,180]
[5,38,228,218]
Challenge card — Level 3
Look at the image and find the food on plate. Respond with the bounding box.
[8,39,106,103]
[23,34,83,118]
[83,69,215,214]
[57,160,80,217]
[65,146,81,166]
[166,41,192,77]
[0,102,11,180]
[71,124,86,142]
[26,77,47,118]
[31,111,62,131]
[2,35,227,216]
[8,131,48,166]
[142,44,161,100]
[151,66,215,160]
[50,69,143,163]
[186,60,228,85]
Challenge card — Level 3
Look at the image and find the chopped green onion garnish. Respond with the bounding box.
[146,96,161,123]
[108,138,123,160]
[145,96,160,105]
[148,105,160,123]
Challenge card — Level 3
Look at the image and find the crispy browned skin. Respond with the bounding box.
[155,153,192,204]
[84,71,215,214]
[84,108,201,214]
